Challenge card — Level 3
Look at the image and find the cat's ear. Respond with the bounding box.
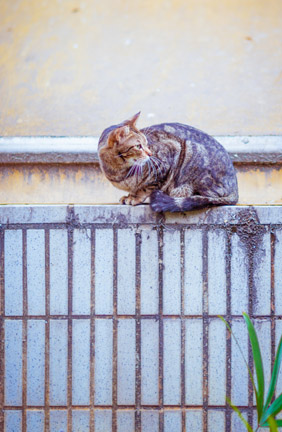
[123,111,141,128]
[107,126,130,147]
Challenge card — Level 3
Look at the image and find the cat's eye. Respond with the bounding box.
[137,144,142,149]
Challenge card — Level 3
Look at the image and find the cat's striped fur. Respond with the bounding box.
[98,112,238,212]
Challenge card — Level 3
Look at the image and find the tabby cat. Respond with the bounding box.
[98,112,238,212]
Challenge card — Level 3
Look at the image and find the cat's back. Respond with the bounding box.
[142,122,234,171]
[142,122,237,194]
[142,122,223,152]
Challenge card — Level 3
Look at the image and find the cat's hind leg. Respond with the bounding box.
[150,184,194,212]
[150,189,238,212]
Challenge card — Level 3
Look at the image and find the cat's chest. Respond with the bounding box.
[111,180,131,192]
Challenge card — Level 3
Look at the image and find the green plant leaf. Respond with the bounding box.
[266,416,278,432]
[219,315,257,393]
[261,419,282,428]
[243,312,265,422]
[260,393,282,426]
[226,397,254,432]
[264,334,282,411]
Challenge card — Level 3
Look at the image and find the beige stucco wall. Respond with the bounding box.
[1,0,281,136]
[0,163,281,205]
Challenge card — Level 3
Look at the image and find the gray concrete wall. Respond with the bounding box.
[0,205,282,431]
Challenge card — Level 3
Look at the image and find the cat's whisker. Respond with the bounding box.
[133,165,139,177]
[149,158,158,180]
[150,157,162,177]
[151,156,165,175]
[126,160,146,183]
[146,159,152,179]
[149,159,157,180]
[125,164,135,179]
[151,155,162,167]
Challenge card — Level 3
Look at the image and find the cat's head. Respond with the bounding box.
[99,112,151,169]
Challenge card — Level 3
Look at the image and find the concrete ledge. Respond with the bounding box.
[0,136,281,164]
[0,204,281,225]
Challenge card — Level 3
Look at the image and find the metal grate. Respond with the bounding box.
[0,205,281,432]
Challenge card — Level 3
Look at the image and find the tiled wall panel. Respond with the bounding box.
[0,206,281,432]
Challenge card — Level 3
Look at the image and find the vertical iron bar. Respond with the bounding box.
[135,230,142,432]
[202,228,209,432]
[0,229,5,430]
[180,229,186,432]
[248,231,254,428]
[44,229,50,432]
[22,229,27,432]
[90,229,95,432]
[158,227,164,432]
[225,230,232,432]
[270,231,276,397]
[67,228,73,432]
[112,227,118,432]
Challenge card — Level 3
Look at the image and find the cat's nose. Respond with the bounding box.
[146,149,152,156]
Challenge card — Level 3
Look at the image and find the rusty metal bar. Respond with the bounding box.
[158,227,164,432]
[2,313,281,321]
[225,230,232,432]
[202,228,209,432]
[0,229,5,431]
[22,229,27,432]
[67,229,73,432]
[135,230,142,431]
[2,221,282,232]
[180,229,186,432]
[44,229,50,432]
[248,230,254,429]
[3,403,259,410]
[112,227,118,432]
[270,231,276,397]
[90,228,95,432]
[2,313,281,320]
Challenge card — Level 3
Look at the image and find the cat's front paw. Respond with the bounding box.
[120,195,130,205]
[119,195,144,206]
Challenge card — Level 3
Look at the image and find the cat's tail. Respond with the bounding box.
[150,190,238,213]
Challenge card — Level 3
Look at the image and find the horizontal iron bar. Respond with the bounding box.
[2,315,282,320]
[3,405,253,410]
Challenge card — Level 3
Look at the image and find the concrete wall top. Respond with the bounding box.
[0,136,282,164]
[0,204,282,226]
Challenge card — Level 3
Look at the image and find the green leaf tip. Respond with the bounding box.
[243,313,265,422]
